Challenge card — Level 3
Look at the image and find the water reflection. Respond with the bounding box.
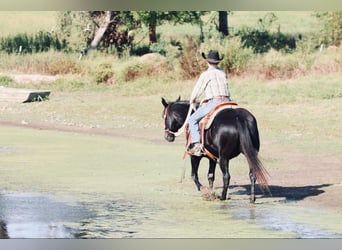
[217,200,342,238]
[0,192,160,238]
[74,199,160,238]
[0,220,9,239]
[0,193,89,238]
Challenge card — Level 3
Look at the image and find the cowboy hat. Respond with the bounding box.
[201,50,224,64]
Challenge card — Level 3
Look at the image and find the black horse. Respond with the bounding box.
[161,97,269,203]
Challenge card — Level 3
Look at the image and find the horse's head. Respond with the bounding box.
[161,96,189,142]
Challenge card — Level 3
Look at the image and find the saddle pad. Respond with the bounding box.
[200,102,239,130]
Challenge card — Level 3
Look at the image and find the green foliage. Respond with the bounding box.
[94,63,114,84]
[122,63,145,82]
[178,36,206,79]
[220,37,254,75]
[130,45,151,56]
[149,41,166,55]
[0,31,67,54]
[133,11,205,26]
[119,55,173,82]
[57,11,138,54]
[315,12,342,46]
[238,28,297,54]
[237,13,297,53]
[0,76,14,86]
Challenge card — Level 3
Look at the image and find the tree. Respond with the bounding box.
[58,11,137,55]
[58,11,207,54]
[87,11,112,52]
[218,11,229,36]
[316,12,342,46]
[134,11,206,44]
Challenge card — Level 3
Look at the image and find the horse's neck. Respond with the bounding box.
[178,102,194,125]
[172,102,188,123]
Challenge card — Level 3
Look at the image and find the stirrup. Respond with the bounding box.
[187,143,203,156]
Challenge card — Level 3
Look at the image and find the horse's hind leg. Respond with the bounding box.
[219,158,230,200]
[190,156,202,191]
[205,159,217,198]
[249,170,256,203]
[207,159,217,190]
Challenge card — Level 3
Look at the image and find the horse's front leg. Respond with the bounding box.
[219,158,230,200]
[190,155,202,191]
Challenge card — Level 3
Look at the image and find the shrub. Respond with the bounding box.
[179,36,206,79]
[220,37,254,75]
[130,44,150,56]
[94,62,114,84]
[123,63,144,82]
[316,12,342,47]
[45,58,82,75]
[0,31,68,54]
[149,41,166,56]
[121,54,173,82]
[238,28,296,54]
[0,76,14,86]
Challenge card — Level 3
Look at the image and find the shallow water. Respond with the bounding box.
[1,192,341,238]
[218,199,342,238]
[0,192,161,238]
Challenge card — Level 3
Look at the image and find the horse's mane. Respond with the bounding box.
[172,100,189,105]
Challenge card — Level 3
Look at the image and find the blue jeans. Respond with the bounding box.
[189,99,225,143]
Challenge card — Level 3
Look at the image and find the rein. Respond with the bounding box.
[164,103,194,137]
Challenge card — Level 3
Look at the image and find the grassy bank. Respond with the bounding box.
[1,72,341,156]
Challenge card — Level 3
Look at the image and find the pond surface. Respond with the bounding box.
[1,192,341,238]
[0,192,161,238]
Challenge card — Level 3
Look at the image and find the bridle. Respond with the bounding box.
[163,103,194,137]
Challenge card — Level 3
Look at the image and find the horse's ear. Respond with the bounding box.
[161,97,168,107]
[176,96,181,102]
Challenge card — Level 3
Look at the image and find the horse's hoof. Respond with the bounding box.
[219,196,230,201]
[200,187,217,201]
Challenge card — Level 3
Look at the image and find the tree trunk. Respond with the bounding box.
[149,11,157,44]
[218,11,229,36]
[87,11,112,52]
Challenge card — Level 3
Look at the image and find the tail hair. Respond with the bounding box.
[238,117,270,193]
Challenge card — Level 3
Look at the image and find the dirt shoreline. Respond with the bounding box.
[1,119,341,213]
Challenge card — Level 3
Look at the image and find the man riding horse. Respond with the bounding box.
[187,50,231,156]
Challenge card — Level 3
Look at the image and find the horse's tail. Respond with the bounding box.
[237,116,270,193]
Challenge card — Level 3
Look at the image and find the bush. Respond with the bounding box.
[122,62,144,82]
[130,44,150,56]
[238,28,296,54]
[220,37,254,75]
[0,76,14,86]
[316,12,342,47]
[0,31,68,54]
[149,41,166,56]
[179,36,206,79]
[120,54,173,82]
[94,62,114,84]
